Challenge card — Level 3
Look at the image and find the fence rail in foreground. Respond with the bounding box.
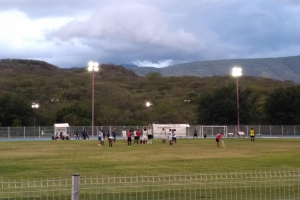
[0,170,299,200]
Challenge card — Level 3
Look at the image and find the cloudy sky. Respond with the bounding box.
[1,0,300,68]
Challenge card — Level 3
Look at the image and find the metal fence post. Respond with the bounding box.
[72,174,80,200]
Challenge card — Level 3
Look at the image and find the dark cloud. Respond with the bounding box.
[0,0,300,67]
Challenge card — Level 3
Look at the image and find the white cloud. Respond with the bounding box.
[0,0,300,67]
[132,59,173,68]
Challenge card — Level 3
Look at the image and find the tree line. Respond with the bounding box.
[0,60,299,126]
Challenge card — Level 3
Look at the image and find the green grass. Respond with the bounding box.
[0,138,299,180]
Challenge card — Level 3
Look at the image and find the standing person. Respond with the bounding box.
[75,131,80,140]
[172,129,177,144]
[122,128,127,143]
[249,128,255,142]
[133,128,138,144]
[168,129,173,145]
[215,133,223,147]
[136,128,141,144]
[112,128,117,143]
[147,124,153,144]
[99,126,104,145]
[193,129,198,139]
[81,130,86,140]
[108,136,114,147]
[106,128,110,138]
[160,128,167,143]
[85,130,89,140]
[127,128,133,147]
[142,126,148,146]
[98,128,103,147]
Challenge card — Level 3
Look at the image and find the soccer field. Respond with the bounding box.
[0,138,299,180]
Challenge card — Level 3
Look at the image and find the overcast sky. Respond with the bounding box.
[1,0,300,68]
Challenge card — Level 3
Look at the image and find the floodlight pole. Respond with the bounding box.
[92,69,95,137]
[236,76,240,134]
[88,62,99,137]
[232,67,242,136]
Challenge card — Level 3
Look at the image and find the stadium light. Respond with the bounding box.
[232,67,242,135]
[145,101,152,107]
[88,61,99,137]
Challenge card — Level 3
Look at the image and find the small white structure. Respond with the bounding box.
[54,123,70,139]
[152,124,190,138]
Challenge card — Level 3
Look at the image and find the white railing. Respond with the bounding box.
[1,170,299,200]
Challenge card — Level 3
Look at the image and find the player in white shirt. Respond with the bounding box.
[122,128,127,143]
[98,128,103,147]
[168,129,173,145]
[160,128,167,143]
[142,126,148,146]
[147,124,153,144]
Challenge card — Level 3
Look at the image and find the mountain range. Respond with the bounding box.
[126,56,300,83]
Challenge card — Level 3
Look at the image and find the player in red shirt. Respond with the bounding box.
[215,133,223,147]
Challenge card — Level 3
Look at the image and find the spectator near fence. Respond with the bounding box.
[75,131,80,140]
[98,128,103,147]
[249,128,255,142]
[193,129,198,138]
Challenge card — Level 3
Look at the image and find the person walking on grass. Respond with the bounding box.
[160,128,167,143]
[249,128,255,142]
[112,128,117,143]
[215,133,223,147]
[122,128,127,143]
[127,128,133,147]
[98,128,103,147]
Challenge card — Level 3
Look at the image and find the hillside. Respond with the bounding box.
[0,59,298,126]
[131,56,300,83]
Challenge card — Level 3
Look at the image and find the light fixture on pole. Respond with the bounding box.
[88,61,99,137]
[145,101,152,107]
[32,103,39,135]
[51,99,59,123]
[232,67,242,135]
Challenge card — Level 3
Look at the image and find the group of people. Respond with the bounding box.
[98,127,117,147]
[159,128,177,145]
[54,132,69,140]
[97,125,170,147]
[93,126,257,148]
[122,125,153,147]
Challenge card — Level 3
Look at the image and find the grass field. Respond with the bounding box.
[0,138,300,180]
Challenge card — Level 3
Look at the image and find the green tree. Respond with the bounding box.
[264,86,300,124]
[0,93,34,126]
[56,103,90,125]
[197,84,260,125]
[145,72,162,80]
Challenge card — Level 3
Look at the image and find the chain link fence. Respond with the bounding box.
[1,125,300,140]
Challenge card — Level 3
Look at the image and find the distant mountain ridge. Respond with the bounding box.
[129,56,300,83]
